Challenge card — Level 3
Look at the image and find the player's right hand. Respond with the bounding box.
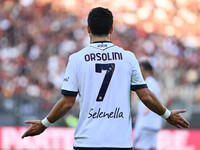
[21,120,46,139]
[166,109,190,128]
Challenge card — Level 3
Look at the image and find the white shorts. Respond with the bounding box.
[133,128,159,149]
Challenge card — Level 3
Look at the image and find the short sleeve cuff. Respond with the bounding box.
[131,84,148,91]
[61,90,78,96]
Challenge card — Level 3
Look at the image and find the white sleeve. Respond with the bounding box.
[130,54,148,91]
[61,55,78,96]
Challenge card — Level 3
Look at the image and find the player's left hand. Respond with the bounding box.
[21,120,46,139]
[166,109,190,128]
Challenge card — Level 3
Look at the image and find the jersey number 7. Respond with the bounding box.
[95,63,115,102]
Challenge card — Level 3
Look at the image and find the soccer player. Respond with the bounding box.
[133,61,162,150]
[22,7,189,150]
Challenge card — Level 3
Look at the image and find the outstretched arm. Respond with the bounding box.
[21,95,76,138]
[135,88,190,128]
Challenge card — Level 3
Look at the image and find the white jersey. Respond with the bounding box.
[134,76,162,131]
[61,41,147,148]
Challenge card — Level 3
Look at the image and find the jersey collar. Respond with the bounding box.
[92,41,112,44]
[89,41,114,50]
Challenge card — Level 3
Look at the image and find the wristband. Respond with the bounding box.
[161,109,171,119]
[41,117,51,128]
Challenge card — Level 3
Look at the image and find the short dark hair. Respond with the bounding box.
[87,7,113,36]
[139,60,153,72]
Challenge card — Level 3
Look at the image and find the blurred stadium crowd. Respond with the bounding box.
[0,0,200,126]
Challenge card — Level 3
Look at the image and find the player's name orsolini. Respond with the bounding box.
[88,107,124,119]
[84,52,123,62]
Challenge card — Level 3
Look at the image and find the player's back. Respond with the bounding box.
[63,41,143,148]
